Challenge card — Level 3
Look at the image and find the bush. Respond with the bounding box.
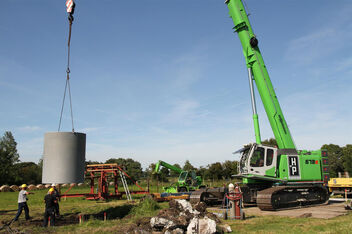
[130,197,160,217]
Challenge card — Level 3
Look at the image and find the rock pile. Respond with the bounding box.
[128,199,231,234]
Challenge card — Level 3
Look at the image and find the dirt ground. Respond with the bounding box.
[244,200,348,219]
[208,200,349,219]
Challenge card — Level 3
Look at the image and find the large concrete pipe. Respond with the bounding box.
[42,132,86,184]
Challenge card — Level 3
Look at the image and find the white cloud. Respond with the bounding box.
[163,99,200,124]
[280,85,352,150]
[285,28,340,65]
[284,4,352,65]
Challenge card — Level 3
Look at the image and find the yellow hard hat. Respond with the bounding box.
[21,184,27,188]
[49,188,54,193]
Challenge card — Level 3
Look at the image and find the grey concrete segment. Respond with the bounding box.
[42,132,86,184]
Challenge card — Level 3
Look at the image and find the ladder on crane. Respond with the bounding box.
[119,170,132,201]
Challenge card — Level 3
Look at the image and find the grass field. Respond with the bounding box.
[1,185,352,233]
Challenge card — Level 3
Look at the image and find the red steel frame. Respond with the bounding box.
[61,163,149,200]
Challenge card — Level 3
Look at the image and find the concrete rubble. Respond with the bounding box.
[128,199,223,234]
[187,216,216,234]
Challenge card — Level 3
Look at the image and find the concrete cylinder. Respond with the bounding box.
[42,132,86,184]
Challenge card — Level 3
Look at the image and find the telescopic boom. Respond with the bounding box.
[226,0,295,150]
[154,160,183,174]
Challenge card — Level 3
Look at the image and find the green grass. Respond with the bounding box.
[2,184,352,233]
[0,186,167,233]
[129,197,160,218]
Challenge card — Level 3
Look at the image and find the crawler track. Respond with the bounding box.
[256,185,329,211]
[190,188,226,205]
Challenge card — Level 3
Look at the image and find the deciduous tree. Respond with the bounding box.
[321,144,343,177]
[0,131,19,185]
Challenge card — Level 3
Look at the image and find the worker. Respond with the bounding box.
[43,188,58,227]
[13,184,34,222]
[50,184,61,218]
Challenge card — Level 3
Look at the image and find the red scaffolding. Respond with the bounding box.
[61,163,149,200]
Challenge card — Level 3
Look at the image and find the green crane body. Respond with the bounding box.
[226,0,329,186]
[154,160,204,193]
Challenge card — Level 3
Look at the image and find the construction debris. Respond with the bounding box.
[187,216,216,234]
[218,224,232,233]
[128,199,221,234]
[344,200,352,210]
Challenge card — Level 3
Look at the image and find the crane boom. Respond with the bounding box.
[226,0,295,149]
[154,160,183,174]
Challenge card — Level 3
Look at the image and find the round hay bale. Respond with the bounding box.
[45,184,51,188]
[0,185,11,192]
[70,183,76,187]
[36,184,45,190]
[28,184,37,191]
[10,185,19,192]
[77,183,84,187]
[109,182,114,186]
[61,184,68,188]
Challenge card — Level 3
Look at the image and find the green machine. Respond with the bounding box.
[225,0,329,210]
[154,160,205,193]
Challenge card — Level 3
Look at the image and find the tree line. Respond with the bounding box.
[0,131,42,185]
[1,132,351,185]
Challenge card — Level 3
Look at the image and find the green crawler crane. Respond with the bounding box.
[154,160,205,193]
[226,0,329,210]
[191,0,329,210]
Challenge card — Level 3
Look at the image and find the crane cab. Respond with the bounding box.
[237,143,278,178]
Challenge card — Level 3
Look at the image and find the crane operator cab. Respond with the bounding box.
[180,171,199,186]
[236,143,277,178]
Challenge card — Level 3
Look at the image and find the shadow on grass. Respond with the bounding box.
[13,204,134,228]
[242,214,256,220]
[0,209,17,215]
[78,204,134,222]
[95,204,134,219]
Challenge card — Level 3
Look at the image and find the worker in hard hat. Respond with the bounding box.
[43,188,58,227]
[50,184,61,218]
[13,184,34,222]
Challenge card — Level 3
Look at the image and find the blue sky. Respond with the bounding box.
[1,0,351,169]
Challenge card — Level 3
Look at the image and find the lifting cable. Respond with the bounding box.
[58,0,76,132]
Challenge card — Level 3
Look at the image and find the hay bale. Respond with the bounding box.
[0,185,11,192]
[45,184,51,188]
[10,185,19,192]
[78,183,84,187]
[109,182,114,186]
[36,184,45,190]
[61,184,68,188]
[28,184,37,191]
[70,183,76,187]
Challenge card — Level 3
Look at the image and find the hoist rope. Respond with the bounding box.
[242,0,251,17]
[58,4,75,132]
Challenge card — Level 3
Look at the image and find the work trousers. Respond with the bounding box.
[54,202,60,216]
[43,208,55,227]
[14,202,29,221]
